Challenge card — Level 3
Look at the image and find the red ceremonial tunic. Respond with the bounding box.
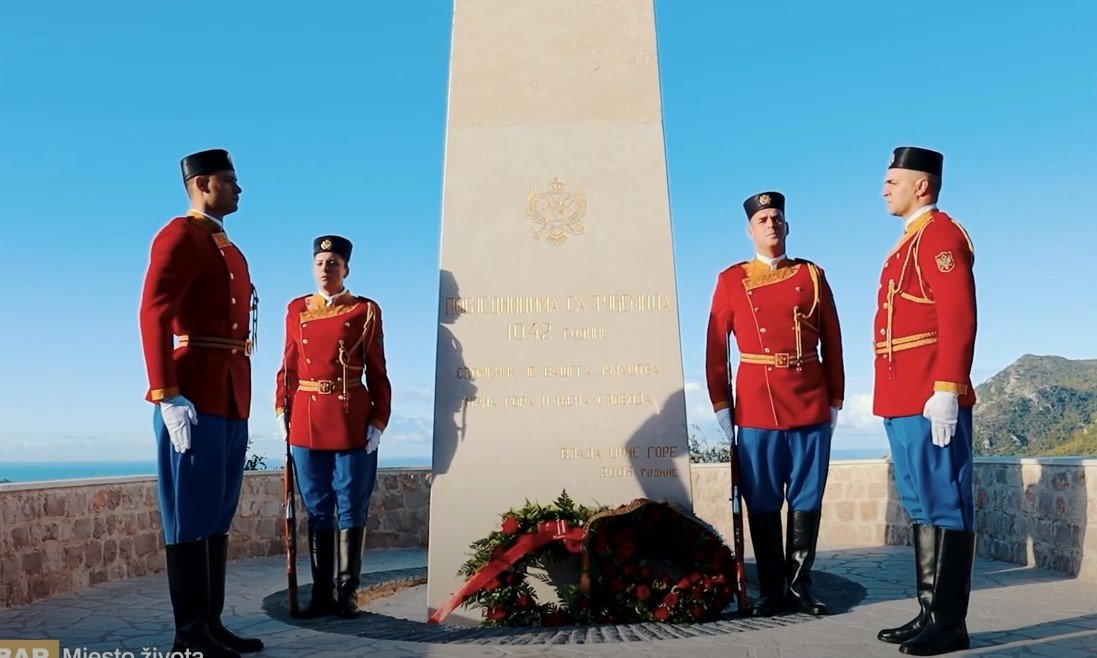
[139,211,254,419]
[706,258,844,430]
[276,292,392,451]
[873,209,977,418]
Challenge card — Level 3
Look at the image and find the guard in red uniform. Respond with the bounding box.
[276,235,392,619]
[874,147,977,656]
[706,191,844,617]
[139,149,262,658]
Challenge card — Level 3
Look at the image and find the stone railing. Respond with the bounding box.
[970,457,1096,581]
[690,458,1097,583]
[0,468,431,609]
[690,460,901,549]
[2,458,1094,610]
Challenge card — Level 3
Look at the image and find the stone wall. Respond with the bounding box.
[0,468,431,609]
[690,460,902,551]
[970,458,1097,582]
[690,458,1097,583]
[2,458,1094,610]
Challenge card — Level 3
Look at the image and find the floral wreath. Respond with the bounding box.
[428,491,737,626]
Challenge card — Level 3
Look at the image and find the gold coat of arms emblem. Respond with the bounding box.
[935,251,955,273]
[525,178,587,246]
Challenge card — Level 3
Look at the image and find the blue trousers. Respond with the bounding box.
[883,408,974,532]
[155,408,248,545]
[291,446,378,530]
[737,422,831,514]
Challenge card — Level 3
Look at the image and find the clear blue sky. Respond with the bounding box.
[1,1,1094,464]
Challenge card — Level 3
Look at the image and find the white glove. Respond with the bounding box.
[715,408,734,441]
[276,411,289,442]
[160,396,198,454]
[366,425,382,454]
[830,407,839,430]
[922,391,959,448]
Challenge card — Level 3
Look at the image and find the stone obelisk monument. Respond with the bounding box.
[429,0,691,623]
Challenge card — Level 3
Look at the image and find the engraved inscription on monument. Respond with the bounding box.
[429,0,690,624]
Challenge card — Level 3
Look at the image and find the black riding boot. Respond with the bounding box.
[207,533,264,652]
[166,539,240,658]
[785,510,828,615]
[879,524,936,643]
[336,527,366,619]
[899,529,975,656]
[747,512,785,617]
[299,527,337,619]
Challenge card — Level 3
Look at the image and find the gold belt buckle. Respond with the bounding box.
[244,339,254,357]
[774,353,791,368]
[318,380,334,394]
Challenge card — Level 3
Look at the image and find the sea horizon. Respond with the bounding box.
[0,449,890,484]
[0,456,432,484]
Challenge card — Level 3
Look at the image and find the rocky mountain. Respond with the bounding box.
[974,354,1097,456]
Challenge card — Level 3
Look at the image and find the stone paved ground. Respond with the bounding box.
[1,546,1095,657]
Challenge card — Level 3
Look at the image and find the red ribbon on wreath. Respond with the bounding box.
[427,519,585,624]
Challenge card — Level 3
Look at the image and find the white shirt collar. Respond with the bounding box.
[903,204,937,230]
[755,253,787,270]
[317,288,348,306]
[189,209,225,231]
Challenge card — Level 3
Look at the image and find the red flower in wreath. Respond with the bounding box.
[542,612,568,627]
[504,571,522,586]
[452,494,740,627]
[615,542,635,561]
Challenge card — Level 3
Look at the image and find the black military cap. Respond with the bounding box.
[180,149,234,181]
[743,191,785,220]
[313,235,353,263]
[889,146,943,177]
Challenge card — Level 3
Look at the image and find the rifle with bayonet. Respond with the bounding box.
[728,334,749,614]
